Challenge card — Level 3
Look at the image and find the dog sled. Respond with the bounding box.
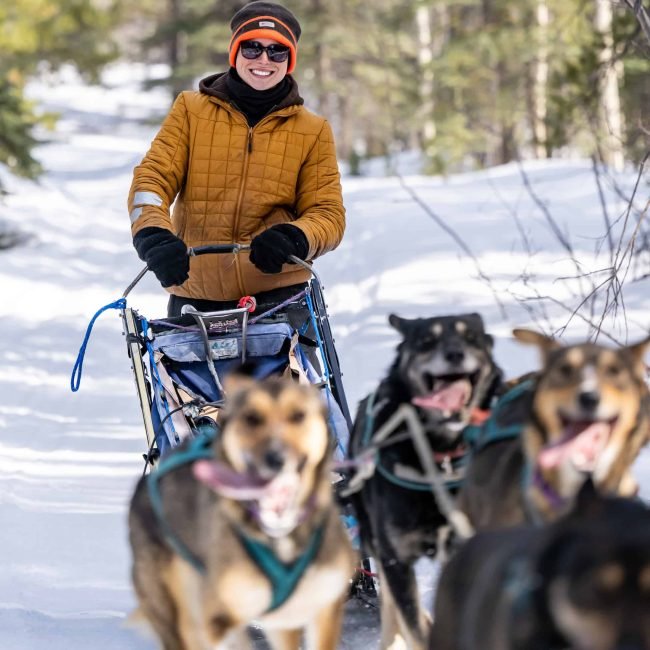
[71,243,376,594]
[109,244,352,466]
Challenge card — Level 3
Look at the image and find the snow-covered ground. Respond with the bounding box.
[1,63,649,649]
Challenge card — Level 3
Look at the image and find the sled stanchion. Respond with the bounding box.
[289,254,353,431]
[122,307,156,449]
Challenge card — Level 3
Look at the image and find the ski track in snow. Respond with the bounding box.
[1,63,649,648]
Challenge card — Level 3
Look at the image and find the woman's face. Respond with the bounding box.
[235,37,289,91]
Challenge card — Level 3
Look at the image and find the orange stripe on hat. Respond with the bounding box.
[229,15,298,73]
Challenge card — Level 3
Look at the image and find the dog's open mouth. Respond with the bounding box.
[193,459,272,499]
[411,372,479,418]
[193,460,303,537]
[537,415,617,473]
[256,471,302,537]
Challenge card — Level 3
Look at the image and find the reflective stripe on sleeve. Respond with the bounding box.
[129,207,143,224]
[133,191,163,207]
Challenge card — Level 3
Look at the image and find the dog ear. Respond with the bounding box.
[464,312,486,330]
[388,313,414,336]
[512,328,560,357]
[223,366,257,396]
[624,334,650,374]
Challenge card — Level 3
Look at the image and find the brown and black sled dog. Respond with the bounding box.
[459,328,650,529]
[128,375,356,650]
[430,481,650,650]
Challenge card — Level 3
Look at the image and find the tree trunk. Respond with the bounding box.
[168,0,187,99]
[312,0,333,118]
[416,5,436,145]
[531,0,549,158]
[594,0,625,171]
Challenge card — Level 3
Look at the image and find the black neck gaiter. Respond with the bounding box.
[225,68,292,126]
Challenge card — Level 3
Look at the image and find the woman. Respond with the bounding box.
[128,1,345,316]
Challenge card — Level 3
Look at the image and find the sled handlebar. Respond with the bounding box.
[189,244,250,256]
[123,243,315,299]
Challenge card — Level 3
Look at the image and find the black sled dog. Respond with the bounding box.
[348,313,502,649]
[430,481,650,650]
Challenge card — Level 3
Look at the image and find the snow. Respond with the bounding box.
[1,62,649,648]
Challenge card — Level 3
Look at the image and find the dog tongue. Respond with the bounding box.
[538,421,610,472]
[412,379,471,413]
[192,460,271,500]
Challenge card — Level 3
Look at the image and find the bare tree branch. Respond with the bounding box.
[395,174,509,319]
[591,156,615,261]
[620,0,650,45]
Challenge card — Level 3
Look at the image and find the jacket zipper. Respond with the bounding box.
[229,103,290,293]
[231,105,284,240]
[246,104,278,154]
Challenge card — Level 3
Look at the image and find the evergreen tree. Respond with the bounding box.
[0,0,123,180]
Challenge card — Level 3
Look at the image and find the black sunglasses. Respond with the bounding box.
[239,40,290,63]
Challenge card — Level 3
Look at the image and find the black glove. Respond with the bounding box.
[249,224,309,274]
[133,226,190,288]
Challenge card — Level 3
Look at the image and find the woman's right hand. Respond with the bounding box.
[133,227,190,287]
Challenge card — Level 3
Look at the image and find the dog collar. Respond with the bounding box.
[528,465,567,515]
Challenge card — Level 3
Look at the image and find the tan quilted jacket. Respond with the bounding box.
[128,73,345,301]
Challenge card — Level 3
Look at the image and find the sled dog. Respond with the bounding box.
[128,374,355,650]
[459,328,650,529]
[349,313,502,649]
[431,481,650,650]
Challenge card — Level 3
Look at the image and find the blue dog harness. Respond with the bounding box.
[462,380,535,452]
[359,380,535,493]
[361,391,468,492]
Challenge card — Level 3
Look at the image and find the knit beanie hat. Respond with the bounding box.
[229,1,301,74]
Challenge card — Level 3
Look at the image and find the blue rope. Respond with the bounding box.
[71,298,126,392]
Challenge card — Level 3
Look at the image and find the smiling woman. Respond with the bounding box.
[128,0,346,317]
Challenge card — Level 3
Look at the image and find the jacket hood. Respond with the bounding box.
[198,71,304,111]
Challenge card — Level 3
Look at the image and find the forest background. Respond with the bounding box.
[1,0,649,187]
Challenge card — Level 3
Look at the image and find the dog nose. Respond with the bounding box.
[263,448,286,472]
[445,349,465,365]
[578,390,600,412]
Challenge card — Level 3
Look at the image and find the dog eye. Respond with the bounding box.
[604,363,622,378]
[557,362,575,379]
[464,331,477,343]
[288,410,306,424]
[242,411,264,427]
